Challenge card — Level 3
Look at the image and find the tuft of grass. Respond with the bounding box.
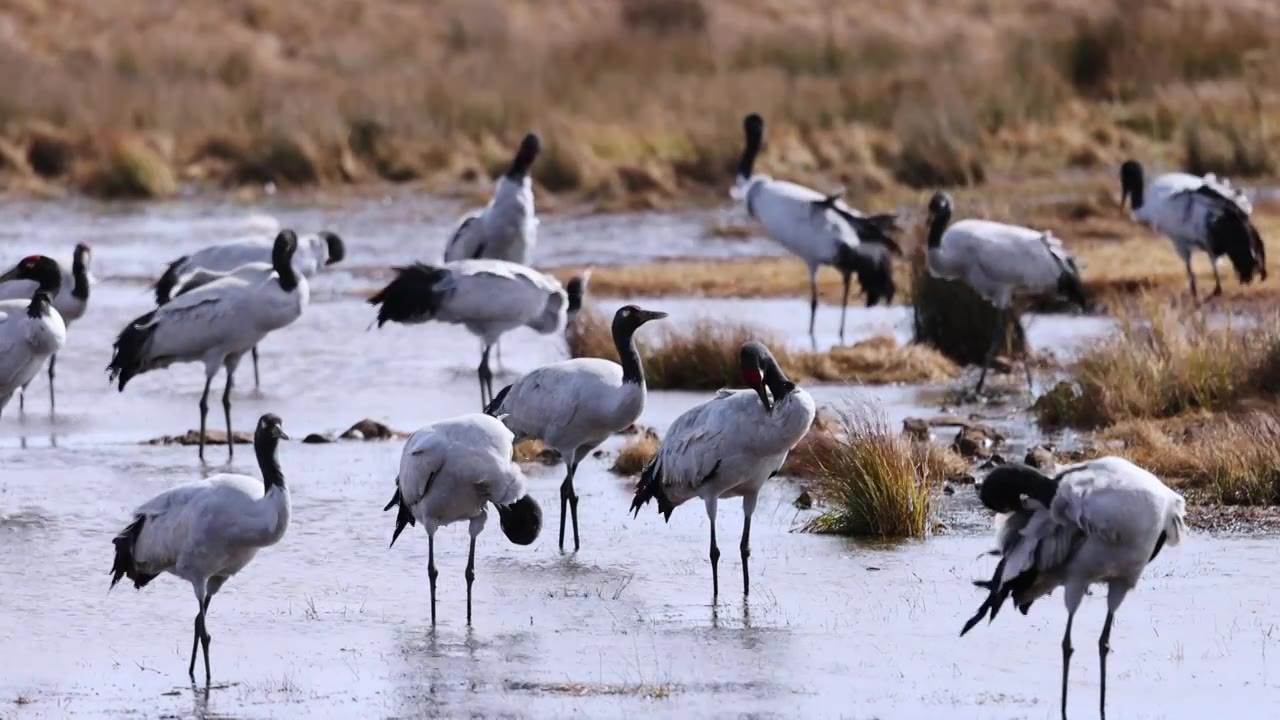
[800,409,939,538]
[620,0,708,35]
[1097,412,1280,506]
[235,134,321,186]
[567,308,956,389]
[911,251,1026,366]
[610,429,660,475]
[83,137,177,199]
[1183,116,1275,178]
[1036,300,1280,429]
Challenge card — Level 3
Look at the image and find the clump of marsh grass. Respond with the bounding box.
[610,428,660,476]
[800,409,941,538]
[1035,300,1280,429]
[566,308,956,389]
[82,137,176,199]
[1097,412,1280,505]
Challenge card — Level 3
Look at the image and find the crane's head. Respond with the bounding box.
[319,231,345,265]
[497,494,542,546]
[739,340,783,412]
[0,255,62,296]
[508,133,541,179]
[1119,160,1144,210]
[611,304,667,337]
[256,413,289,441]
[73,242,92,269]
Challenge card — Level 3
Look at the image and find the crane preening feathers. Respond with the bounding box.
[383,413,542,625]
[631,341,815,599]
[732,113,902,345]
[960,458,1186,719]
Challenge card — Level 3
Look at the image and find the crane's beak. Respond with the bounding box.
[637,309,668,324]
[0,267,19,283]
[753,383,772,413]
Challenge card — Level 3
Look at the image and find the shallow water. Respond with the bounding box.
[2,197,1274,718]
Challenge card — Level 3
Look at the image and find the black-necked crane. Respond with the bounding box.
[0,243,90,414]
[108,231,309,460]
[109,413,292,684]
[733,113,901,345]
[383,413,542,625]
[444,133,540,266]
[1119,159,1266,300]
[631,341,815,599]
[369,258,585,409]
[924,191,1088,393]
[485,304,667,552]
[960,457,1186,720]
[0,256,67,421]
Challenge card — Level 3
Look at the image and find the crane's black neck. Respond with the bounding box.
[927,205,952,249]
[760,352,794,403]
[27,290,53,318]
[272,233,300,293]
[255,432,286,490]
[738,117,763,180]
[71,249,90,301]
[613,317,647,385]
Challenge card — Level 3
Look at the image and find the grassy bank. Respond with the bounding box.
[566,308,957,389]
[0,1,1277,205]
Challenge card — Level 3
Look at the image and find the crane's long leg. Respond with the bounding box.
[1099,610,1115,720]
[976,306,1007,394]
[558,459,581,552]
[1061,608,1075,720]
[465,534,477,626]
[427,531,439,625]
[806,267,819,349]
[47,354,56,417]
[706,496,720,601]
[187,580,211,684]
[222,358,239,460]
[838,271,852,346]
[1182,253,1199,302]
[477,344,494,410]
[251,346,261,390]
[740,493,757,597]
[1209,255,1224,298]
[198,374,214,461]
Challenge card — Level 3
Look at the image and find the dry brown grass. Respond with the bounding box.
[566,308,957,389]
[799,409,944,538]
[1035,298,1280,429]
[0,1,1277,202]
[1095,411,1280,505]
[610,429,660,476]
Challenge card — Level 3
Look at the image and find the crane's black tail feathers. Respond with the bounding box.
[153,256,188,305]
[368,263,449,328]
[384,482,416,548]
[814,196,904,256]
[631,457,675,521]
[1208,203,1266,284]
[484,385,512,416]
[1056,262,1089,312]
[110,516,158,590]
[106,310,159,391]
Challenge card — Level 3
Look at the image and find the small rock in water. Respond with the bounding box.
[953,424,1003,458]
[793,490,813,510]
[340,419,404,441]
[145,430,252,446]
[302,433,334,444]
[1025,445,1057,471]
[902,417,931,442]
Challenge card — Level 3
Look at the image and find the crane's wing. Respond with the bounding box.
[443,212,484,262]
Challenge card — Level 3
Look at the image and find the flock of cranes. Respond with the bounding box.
[0,111,1262,718]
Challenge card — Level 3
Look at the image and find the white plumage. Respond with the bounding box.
[383,413,542,625]
[486,304,667,551]
[0,243,91,413]
[924,191,1087,393]
[108,231,309,459]
[632,341,816,598]
[0,256,68,420]
[370,258,586,409]
[443,133,540,266]
[154,229,343,304]
[1120,159,1266,299]
[732,113,901,344]
[961,457,1186,719]
[109,414,292,684]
